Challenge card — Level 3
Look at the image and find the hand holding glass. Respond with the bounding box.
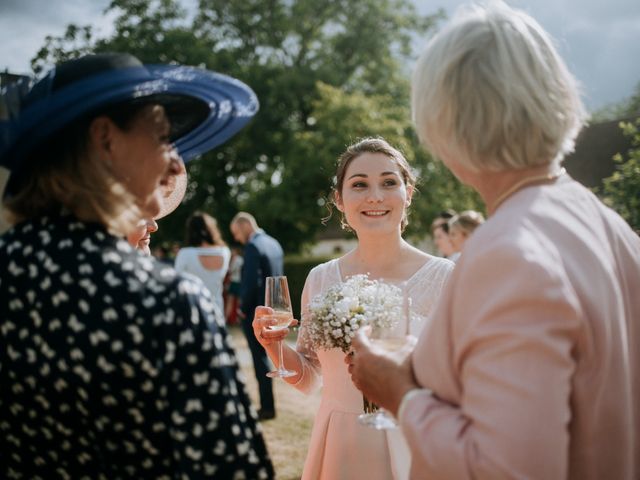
[358,285,412,429]
[264,276,296,378]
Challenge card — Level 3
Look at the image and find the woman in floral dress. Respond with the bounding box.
[0,52,272,479]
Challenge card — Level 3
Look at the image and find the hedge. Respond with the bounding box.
[284,255,334,318]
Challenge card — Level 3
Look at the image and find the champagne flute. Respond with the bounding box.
[264,276,296,378]
[358,282,412,429]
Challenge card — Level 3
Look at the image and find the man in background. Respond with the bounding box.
[230,212,284,420]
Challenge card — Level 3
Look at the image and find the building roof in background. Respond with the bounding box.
[1,70,27,88]
[564,117,636,189]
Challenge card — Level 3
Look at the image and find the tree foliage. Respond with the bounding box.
[600,119,640,232]
[30,0,483,252]
[591,81,640,122]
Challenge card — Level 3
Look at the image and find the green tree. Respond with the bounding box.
[244,82,482,250]
[591,81,640,122]
[30,0,483,252]
[247,81,414,251]
[600,119,640,232]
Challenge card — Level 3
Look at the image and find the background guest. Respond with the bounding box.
[430,209,457,259]
[447,210,485,262]
[175,211,231,318]
[230,212,284,420]
[230,211,284,421]
[224,245,244,325]
[431,209,456,230]
[127,157,187,255]
[152,243,174,264]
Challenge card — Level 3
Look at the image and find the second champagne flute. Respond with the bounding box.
[358,282,412,429]
[264,276,296,378]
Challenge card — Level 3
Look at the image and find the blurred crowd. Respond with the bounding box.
[430,208,485,262]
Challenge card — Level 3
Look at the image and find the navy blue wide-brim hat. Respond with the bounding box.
[0,53,259,195]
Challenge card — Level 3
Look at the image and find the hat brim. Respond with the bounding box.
[155,160,187,220]
[1,64,258,172]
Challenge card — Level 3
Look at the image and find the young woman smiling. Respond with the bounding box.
[253,137,454,479]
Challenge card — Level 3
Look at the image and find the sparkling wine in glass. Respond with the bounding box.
[358,282,412,429]
[264,276,296,378]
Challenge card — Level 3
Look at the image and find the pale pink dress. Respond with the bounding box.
[293,257,453,480]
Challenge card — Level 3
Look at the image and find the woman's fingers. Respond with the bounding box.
[253,306,275,331]
[260,328,288,342]
[254,306,272,317]
[253,306,274,345]
[344,351,355,365]
[253,306,299,346]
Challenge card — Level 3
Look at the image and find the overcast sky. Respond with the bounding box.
[1,0,639,111]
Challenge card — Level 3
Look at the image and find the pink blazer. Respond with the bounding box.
[400,176,640,479]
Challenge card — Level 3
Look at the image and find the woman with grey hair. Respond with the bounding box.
[347,2,640,479]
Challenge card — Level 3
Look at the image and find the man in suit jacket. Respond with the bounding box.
[230,212,284,420]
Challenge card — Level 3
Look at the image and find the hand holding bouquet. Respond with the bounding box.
[304,274,404,353]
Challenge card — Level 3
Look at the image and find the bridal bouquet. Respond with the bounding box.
[305,274,404,353]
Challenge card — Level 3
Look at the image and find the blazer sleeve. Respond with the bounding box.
[400,244,583,479]
[240,242,260,316]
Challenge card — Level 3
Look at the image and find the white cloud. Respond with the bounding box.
[0,0,113,74]
[1,0,639,110]
[414,0,640,110]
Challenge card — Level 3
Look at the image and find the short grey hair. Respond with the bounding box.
[449,210,485,235]
[411,1,588,172]
[231,211,259,229]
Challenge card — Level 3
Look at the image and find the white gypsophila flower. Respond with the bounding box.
[333,298,352,317]
[304,274,405,353]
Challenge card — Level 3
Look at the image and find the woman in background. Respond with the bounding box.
[175,211,231,316]
[127,159,187,255]
[127,218,158,254]
[447,210,485,262]
[224,245,244,324]
[432,222,456,259]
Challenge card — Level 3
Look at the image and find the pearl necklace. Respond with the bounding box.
[491,167,566,213]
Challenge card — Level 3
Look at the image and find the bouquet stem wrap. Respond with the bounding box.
[362,395,379,414]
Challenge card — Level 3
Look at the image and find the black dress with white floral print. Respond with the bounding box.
[0,215,274,479]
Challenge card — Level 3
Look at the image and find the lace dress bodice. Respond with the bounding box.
[292,256,453,479]
[294,257,454,396]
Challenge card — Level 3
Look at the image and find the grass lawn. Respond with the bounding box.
[229,325,321,480]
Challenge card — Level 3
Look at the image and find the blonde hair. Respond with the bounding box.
[4,121,140,236]
[448,210,485,236]
[231,211,259,229]
[331,137,417,232]
[412,1,587,172]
